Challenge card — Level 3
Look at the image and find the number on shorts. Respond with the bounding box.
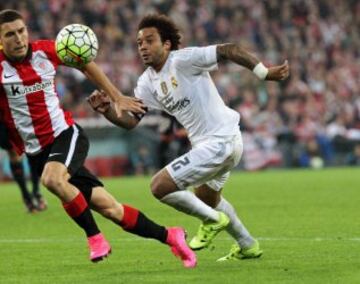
[171,157,190,171]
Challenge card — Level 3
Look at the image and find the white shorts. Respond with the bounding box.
[166,132,243,191]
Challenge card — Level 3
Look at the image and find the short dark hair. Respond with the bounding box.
[138,14,181,50]
[0,9,23,27]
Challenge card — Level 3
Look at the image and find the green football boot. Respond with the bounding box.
[189,212,230,250]
[216,240,263,261]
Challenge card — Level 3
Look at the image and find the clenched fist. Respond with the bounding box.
[266,60,290,81]
[87,90,111,114]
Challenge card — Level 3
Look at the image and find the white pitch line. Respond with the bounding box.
[0,237,359,244]
[258,237,360,242]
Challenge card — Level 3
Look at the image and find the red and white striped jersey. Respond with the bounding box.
[0,40,74,155]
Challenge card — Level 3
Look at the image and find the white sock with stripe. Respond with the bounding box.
[161,191,220,222]
[216,197,254,248]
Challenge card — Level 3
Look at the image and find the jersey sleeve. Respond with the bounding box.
[31,40,63,67]
[175,45,218,75]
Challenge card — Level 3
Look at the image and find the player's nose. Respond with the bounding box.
[14,32,22,42]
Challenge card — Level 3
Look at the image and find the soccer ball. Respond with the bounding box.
[55,24,98,67]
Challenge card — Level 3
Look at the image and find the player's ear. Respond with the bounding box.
[164,40,171,51]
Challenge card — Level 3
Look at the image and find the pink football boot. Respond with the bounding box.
[166,227,197,268]
[87,233,111,262]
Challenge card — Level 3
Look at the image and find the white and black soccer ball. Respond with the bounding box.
[55,24,98,67]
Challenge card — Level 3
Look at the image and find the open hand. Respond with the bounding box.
[113,95,146,118]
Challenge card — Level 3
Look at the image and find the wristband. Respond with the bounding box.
[253,62,268,80]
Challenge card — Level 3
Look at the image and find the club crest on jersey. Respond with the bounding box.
[39,62,47,70]
[160,81,168,95]
[171,76,178,89]
[36,60,52,73]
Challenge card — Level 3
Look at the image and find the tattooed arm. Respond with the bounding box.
[217,43,259,70]
[216,43,289,81]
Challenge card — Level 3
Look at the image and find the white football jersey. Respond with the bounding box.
[134,45,240,145]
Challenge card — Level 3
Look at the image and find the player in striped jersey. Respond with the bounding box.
[0,43,45,213]
[0,9,196,267]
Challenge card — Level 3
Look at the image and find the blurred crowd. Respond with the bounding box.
[2,0,359,170]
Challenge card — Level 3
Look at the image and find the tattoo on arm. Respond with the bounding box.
[216,43,259,70]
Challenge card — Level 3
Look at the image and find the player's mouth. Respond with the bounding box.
[14,45,26,52]
[141,53,150,61]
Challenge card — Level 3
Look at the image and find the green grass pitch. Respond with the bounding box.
[0,168,359,283]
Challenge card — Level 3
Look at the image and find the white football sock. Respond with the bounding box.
[216,197,254,248]
[161,191,220,222]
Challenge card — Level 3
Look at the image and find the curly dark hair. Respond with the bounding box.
[137,14,181,50]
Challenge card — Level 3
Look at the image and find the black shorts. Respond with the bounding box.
[0,122,12,151]
[27,124,103,202]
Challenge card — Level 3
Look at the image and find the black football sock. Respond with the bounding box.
[10,161,32,202]
[63,192,100,237]
[29,165,41,199]
[119,204,168,243]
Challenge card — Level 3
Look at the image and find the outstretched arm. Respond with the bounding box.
[216,43,289,81]
[87,90,141,130]
[82,62,146,117]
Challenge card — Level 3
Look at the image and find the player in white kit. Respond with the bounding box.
[88,14,289,261]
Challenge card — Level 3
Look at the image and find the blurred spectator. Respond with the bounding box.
[347,144,360,166]
[130,145,155,175]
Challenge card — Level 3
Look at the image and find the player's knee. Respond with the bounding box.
[150,175,164,199]
[195,187,220,208]
[194,188,211,202]
[41,171,65,192]
[151,170,179,199]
